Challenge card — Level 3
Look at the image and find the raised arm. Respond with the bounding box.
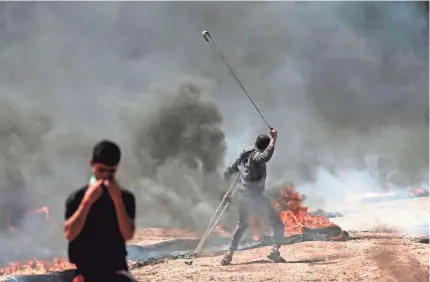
[251,128,278,164]
[64,197,92,242]
[64,182,103,241]
[108,186,136,241]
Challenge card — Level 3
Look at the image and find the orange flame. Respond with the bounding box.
[8,206,50,232]
[251,185,343,239]
[409,188,428,197]
[0,258,75,277]
[0,258,138,278]
[28,207,50,221]
[250,214,269,241]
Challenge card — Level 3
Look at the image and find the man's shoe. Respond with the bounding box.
[267,249,286,263]
[220,254,232,266]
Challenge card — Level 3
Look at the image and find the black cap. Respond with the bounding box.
[255,135,270,150]
[91,140,121,166]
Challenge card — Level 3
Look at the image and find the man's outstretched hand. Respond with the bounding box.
[82,180,104,206]
[269,128,278,147]
[220,191,232,203]
[104,178,122,203]
[270,128,278,139]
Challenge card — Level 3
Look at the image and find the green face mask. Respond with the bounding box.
[89,175,97,185]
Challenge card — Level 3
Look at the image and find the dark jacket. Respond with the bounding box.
[223,145,275,194]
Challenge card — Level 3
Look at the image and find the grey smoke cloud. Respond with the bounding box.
[120,78,226,176]
[0,1,427,260]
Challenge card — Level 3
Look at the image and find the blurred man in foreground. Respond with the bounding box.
[221,128,285,265]
[64,140,137,282]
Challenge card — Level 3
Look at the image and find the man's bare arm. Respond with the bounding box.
[64,182,103,242]
[251,129,278,164]
[270,135,277,147]
[112,197,135,241]
[64,202,91,242]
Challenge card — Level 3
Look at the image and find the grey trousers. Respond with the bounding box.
[229,191,284,251]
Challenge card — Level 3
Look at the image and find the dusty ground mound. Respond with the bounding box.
[131,231,429,282]
[0,229,428,282]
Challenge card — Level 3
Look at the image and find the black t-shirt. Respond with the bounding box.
[65,185,136,274]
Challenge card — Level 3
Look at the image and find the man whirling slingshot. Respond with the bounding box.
[220,128,285,266]
[198,31,284,265]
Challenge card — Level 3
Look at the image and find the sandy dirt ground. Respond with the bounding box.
[129,198,429,282]
[129,228,201,246]
[129,227,230,246]
[130,232,429,282]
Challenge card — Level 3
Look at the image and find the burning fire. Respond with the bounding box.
[251,185,343,240]
[0,258,138,279]
[28,207,50,220]
[0,206,61,278]
[0,258,75,278]
[409,188,429,197]
[8,206,50,232]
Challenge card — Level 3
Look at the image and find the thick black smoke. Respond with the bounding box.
[117,78,228,227]
[121,79,226,176]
